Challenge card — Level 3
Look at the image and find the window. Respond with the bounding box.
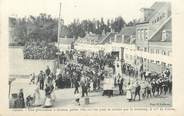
[137,46,140,50]
[145,29,148,40]
[137,30,141,40]
[130,55,132,60]
[156,61,160,64]
[162,50,166,55]
[162,30,171,41]
[162,13,166,18]
[162,30,167,41]
[168,51,171,56]
[155,18,157,23]
[157,17,159,22]
[156,49,159,54]
[126,54,128,59]
[151,49,154,54]
[141,30,144,40]
[144,47,147,52]
[122,34,124,43]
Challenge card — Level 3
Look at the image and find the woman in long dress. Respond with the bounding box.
[126,82,132,102]
[43,84,53,108]
[74,92,80,105]
[90,79,94,92]
[32,87,42,107]
[18,89,25,108]
[50,83,56,102]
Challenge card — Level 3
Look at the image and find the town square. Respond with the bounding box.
[8,0,172,108]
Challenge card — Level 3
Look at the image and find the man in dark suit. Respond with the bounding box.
[38,71,45,90]
[117,74,124,95]
[74,77,80,94]
[134,81,141,101]
[80,73,88,97]
[45,66,51,76]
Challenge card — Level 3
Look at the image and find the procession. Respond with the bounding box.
[8,1,172,108]
[9,49,172,108]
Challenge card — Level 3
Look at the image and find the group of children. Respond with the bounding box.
[125,76,172,102]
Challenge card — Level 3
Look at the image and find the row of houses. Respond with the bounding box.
[58,2,172,73]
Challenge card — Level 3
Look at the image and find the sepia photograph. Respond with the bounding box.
[7,0,173,109]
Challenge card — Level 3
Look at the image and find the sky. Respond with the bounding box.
[5,0,171,24]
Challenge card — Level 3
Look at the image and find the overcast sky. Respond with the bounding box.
[5,0,170,24]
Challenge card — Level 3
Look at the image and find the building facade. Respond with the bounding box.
[58,2,172,74]
[136,2,172,73]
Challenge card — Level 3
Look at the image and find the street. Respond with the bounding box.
[10,78,172,108]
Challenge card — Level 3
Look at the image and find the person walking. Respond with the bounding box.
[117,74,124,95]
[74,92,81,106]
[80,74,88,97]
[74,77,80,94]
[18,89,25,108]
[147,81,152,98]
[151,79,156,96]
[38,71,45,90]
[126,82,132,102]
[45,66,51,77]
[32,86,42,107]
[43,84,53,108]
[133,81,141,101]
[29,73,36,84]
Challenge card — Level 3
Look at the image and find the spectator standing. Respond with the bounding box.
[18,89,25,108]
[45,66,51,77]
[126,82,132,102]
[38,71,45,90]
[117,74,124,95]
[133,81,141,101]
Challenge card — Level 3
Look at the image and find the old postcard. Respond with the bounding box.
[0,0,184,116]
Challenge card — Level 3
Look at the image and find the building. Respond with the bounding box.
[59,2,172,74]
[93,26,137,68]
[136,2,172,73]
[57,37,75,52]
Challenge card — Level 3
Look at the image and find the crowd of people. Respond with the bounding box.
[123,66,172,102]
[122,63,139,78]
[10,66,56,108]
[23,40,58,59]
[10,49,172,108]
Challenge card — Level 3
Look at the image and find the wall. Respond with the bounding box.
[58,44,71,52]
[9,46,57,76]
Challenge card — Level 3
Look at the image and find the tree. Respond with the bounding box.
[9,14,128,45]
[127,19,138,26]
[113,16,126,32]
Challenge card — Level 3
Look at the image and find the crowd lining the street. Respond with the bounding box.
[9,50,172,108]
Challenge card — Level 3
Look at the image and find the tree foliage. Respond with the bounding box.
[9,14,127,45]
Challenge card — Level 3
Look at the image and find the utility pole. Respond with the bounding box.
[57,2,62,69]
[57,2,62,44]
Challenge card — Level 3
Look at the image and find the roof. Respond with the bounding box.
[58,38,75,44]
[99,32,117,44]
[120,26,136,36]
[148,2,171,21]
[139,2,171,22]
[75,33,103,44]
[151,2,169,10]
[149,17,171,42]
